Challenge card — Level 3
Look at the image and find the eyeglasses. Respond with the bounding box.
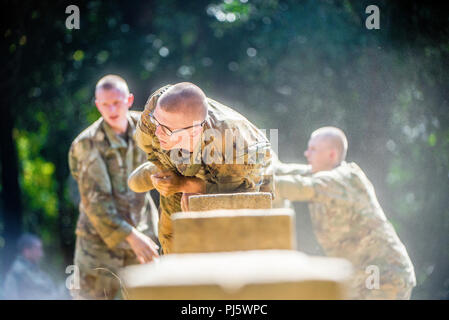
[149,111,206,136]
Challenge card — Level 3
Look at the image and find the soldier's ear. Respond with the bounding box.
[94,99,101,111]
[127,93,134,108]
[329,148,338,163]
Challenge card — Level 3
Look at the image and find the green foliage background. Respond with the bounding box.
[0,0,448,299]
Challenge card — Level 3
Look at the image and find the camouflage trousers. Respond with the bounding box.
[71,236,139,300]
[158,209,173,255]
[157,193,182,255]
[349,269,414,300]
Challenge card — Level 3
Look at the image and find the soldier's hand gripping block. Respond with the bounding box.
[120,250,353,299]
[171,208,296,253]
[188,192,272,211]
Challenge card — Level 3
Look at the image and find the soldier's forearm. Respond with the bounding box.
[181,176,206,194]
[275,163,311,176]
[82,198,134,249]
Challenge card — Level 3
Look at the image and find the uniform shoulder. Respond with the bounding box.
[311,162,355,185]
[140,85,173,133]
[345,162,375,188]
[70,118,105,157]
[129,110,142,121]
[8,257,29,275]
[128,110,142,127]
[142,85,173,112]
[206,97,248,124]
[347,161,364,173]
[205,98,269,151]
[340,161,369,180]
[316,161,372,193]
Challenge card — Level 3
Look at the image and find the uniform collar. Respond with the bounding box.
[188,112,214,164]
[102,114,135,149]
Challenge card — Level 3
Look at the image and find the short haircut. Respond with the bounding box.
[157,82,208,119]
[95,74,129,95]
[17,233,41,253]
[311,126,348,162]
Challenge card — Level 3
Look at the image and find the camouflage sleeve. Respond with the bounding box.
[134,85,172,156]
[128,161,159,193]
[204,144,273,194]
[271,151,311,176]
[204,164,262,194]
[274,162,311,176]
[275,174,315,201]
[275,171,350,204]
[68,139,133,249]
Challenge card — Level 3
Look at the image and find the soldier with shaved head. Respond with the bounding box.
[274,127,416,299]
[129,82,273,254]
[68,74,160,299]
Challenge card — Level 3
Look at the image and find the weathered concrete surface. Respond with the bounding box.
[188,192,272,211]
[120,250,353,299]
[171,208,295,253]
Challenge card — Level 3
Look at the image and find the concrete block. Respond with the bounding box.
[171,208,295,253]
[188,192,272,211]
[120,250,353,300]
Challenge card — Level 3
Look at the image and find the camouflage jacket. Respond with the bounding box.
[271,152,311,208]
[2,255,57,300]
[275,161,416,287]
[134,85,273,252]
[69,111,157,249]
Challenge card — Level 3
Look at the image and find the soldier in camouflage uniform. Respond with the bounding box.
[2,234,58,300]
[274,127,416,299]
[127,82,273,254]
[68,75,159,300]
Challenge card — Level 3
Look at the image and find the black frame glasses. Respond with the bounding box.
[149,111,206,136]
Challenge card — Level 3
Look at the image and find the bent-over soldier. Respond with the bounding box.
[128,82,273,254]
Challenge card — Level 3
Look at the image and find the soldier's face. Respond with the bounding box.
[24,240,44,264]
[304,136,336,173]
[95,88,134,134]
[153,105,204,152]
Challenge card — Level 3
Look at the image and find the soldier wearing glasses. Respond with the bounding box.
[128,82,273,254]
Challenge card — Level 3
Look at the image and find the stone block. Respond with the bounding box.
[188,192,272,211]
[171,208,295,253]
[120,250,353,300]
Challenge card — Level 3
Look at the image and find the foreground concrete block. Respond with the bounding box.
[172,208,295,253]
[120,250,353,300]
[188,192,272,211]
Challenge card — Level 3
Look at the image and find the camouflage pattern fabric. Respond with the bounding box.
[275,161,416,299]
[68,111,159,299]
[271,152,311,208]
[71,236,139,300]
[134,85,273,254]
